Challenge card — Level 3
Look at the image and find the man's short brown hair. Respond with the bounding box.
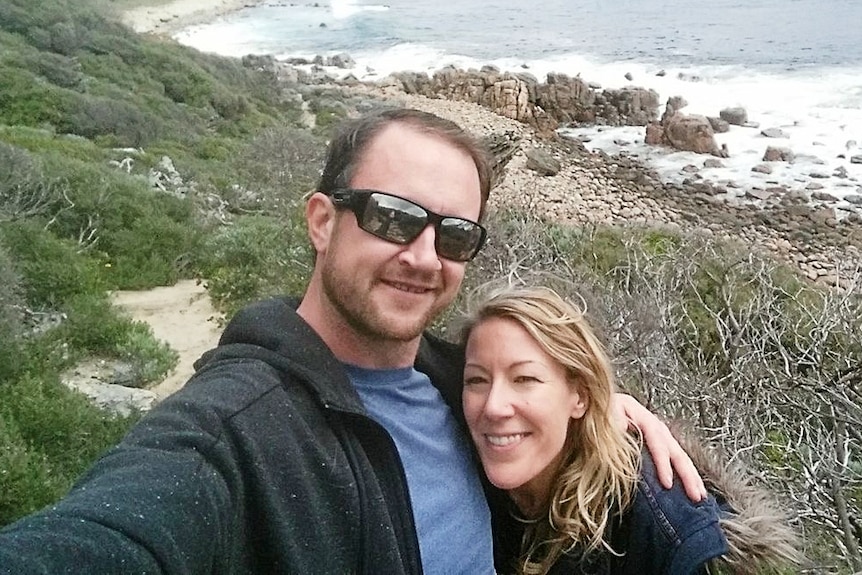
[316,108,492,221]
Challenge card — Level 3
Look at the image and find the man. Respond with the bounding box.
[0,108,703,574]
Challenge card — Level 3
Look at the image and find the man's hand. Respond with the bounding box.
[613,393,707,502]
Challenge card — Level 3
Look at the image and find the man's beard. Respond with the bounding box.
[321,257,442,344]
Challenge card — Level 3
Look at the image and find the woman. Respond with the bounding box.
[459,285,801,575]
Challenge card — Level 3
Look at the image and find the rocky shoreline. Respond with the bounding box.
[120,1,861,287]
[330,80,862,290]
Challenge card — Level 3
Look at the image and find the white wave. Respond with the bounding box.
[330,0,389,20]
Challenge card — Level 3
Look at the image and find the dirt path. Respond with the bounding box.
[111,279,223,399]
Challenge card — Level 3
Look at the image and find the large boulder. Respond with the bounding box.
[385,67,658,132]
[663,114,723,156]
[535,73,596,125]
[646,97,724,156]
[763,146,795,162]
[524,147,561,176]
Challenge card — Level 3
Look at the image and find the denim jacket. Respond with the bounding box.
[547,451,729,575]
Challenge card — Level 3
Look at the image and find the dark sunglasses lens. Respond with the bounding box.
[360,193,427,243]
[438,219,484,261]
[353,191,483,261]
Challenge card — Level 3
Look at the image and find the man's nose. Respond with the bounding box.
[399,225,442,270]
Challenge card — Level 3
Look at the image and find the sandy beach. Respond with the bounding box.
[121,0,264,36]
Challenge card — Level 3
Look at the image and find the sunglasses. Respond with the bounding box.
[327,189,487,262]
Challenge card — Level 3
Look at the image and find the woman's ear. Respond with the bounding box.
[569,385,589,420]
[306,192,336,254]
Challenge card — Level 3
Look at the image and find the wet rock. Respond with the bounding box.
[719,107,747,126]
[761,127,788,138]
[707,117,730,133]
[747,189,776,201]
[811,191,839,202]
[763,146,795,162]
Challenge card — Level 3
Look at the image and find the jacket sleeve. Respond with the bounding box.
[0,379,242,575]
[620,451,729,575]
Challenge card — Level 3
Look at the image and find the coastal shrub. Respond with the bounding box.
[0,372,135,526]
[64,93,161,147]
[113,323,179,386]
[309,99,350,134]
[158,65,214,108]
[23,156,200,289]
[105,211,200,288]
[210,89,250,121]
[0,67,68,128]
[54,293,177,385]
[197,215,312,317]
[234,128,322,210]
[0,220,105,309]
[0,126,107,164]
[22,50,84,89]
[0,418,64,526]
[0,243,26,383]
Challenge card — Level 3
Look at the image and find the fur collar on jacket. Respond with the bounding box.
[673,426,804,573]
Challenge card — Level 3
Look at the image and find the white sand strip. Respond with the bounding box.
[121,0,264,36]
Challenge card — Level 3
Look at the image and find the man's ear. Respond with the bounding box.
[306,192,336,253]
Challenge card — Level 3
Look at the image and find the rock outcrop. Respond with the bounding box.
[645,96,725,157]
[386,66,659,134]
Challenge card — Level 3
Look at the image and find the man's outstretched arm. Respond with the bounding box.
[614,393,707,502]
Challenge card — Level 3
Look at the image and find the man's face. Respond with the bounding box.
[319,123,483,344]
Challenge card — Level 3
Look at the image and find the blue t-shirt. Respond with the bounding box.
[347,364,494,575]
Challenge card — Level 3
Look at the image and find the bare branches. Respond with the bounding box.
[462,217,862,569]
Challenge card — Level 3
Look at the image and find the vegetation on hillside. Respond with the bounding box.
[0,0,323,526]
[1,0,860,570]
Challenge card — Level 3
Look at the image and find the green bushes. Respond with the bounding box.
[0,220,105,308]
[0,66,69,128]
[0,244,25,383]
[0,374,135,526]
[64,92,163,147]
[197,215,312,317]
[0,0,325,534]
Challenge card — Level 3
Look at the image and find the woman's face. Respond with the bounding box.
[463,316,587,513]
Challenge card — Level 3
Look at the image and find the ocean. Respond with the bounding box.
[174,0,862,207]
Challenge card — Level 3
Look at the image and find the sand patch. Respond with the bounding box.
[121,0,263,36]
[111,279,223,399]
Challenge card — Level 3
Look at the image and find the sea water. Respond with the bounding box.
[175,0,862,206]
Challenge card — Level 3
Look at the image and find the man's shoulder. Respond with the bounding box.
[612,451,728,573]
[632,451,724,538]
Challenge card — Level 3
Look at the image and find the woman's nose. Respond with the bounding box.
[482,381,516,419]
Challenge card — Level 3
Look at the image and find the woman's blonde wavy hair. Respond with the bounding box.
[458,283,642,575]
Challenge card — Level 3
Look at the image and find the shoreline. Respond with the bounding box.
[120,0,265,36]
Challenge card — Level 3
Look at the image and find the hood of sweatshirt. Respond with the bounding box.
[192,296,467,423]
[193,296,365,415]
